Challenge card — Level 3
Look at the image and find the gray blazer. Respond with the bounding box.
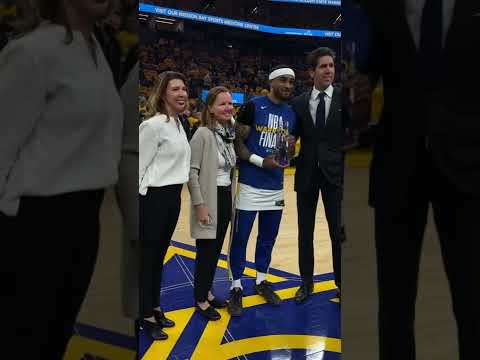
[188,127,236,239]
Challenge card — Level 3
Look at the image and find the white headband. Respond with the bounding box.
[269,68,295,80]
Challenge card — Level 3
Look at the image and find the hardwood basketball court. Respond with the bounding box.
[172,171,334,277]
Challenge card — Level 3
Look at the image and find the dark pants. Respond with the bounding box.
[194,186,232,302]
[1,190,104,360]
[139,185,182,318]
[297,167,342,288]
[375,150,474,360]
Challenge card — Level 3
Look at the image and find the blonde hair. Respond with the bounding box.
[144,71,188,121]
[201,86,232,129]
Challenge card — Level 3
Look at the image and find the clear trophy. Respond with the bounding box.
[274,129,291,167]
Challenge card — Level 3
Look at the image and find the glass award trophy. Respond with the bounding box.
[274,130,290,167]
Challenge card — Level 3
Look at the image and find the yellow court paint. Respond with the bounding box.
[64,336,135,360]
[141,307,196,359]
[143,279,339,359]
[220,335,341,358]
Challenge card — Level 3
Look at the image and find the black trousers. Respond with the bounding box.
[139,185,182,318]
[297,166,342,288]
[194,186,232,303]
[375,150,475,360]
[1,190,104,360]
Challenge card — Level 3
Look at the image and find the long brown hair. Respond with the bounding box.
[144,71,188,121]
[201,86,232,130]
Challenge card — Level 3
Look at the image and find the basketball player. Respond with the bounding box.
[227,65,296,316]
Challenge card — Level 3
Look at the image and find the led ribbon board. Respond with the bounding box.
[269,0,341,6]
[139,3,341,38]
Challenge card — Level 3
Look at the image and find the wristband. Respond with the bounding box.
[249,154,264,168]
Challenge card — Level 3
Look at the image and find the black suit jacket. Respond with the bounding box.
[291,87,350,191]
[361,0,480,208]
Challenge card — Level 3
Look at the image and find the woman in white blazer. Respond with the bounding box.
[188,86,236,320]
[139,71,191,340]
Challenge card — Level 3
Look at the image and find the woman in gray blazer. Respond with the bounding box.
[188,86,237,320]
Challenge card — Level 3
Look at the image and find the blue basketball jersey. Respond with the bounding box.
[237,96,296,190]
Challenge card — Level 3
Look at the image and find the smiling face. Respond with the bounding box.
[164,78,188,116]
[311,55,335,91]
[210,91,234,125]
[270,75,295,102]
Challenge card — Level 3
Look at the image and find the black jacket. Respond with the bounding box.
[359,0,480,208]
[291,87,350,191]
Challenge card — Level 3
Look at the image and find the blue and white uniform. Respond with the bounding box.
[228,95,296,287]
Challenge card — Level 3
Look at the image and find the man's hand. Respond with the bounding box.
[233,122,252,160]
[263,154,287,170]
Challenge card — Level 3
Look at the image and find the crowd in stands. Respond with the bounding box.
[139,32,344,116]
[137,24,373,142]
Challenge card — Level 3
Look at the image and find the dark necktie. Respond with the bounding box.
[419,0,443,88]
[315,92,326,128]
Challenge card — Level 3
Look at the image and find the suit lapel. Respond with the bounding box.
[400,0,419,54]
[303,90,315,129]
[443,0,458,45]
[325,88,340,127]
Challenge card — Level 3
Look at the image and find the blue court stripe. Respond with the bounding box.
[74,323,136,350]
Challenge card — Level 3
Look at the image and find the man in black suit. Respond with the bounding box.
[291,47,350,303]
[355,0,479,358]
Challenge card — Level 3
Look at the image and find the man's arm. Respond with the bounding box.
[233,101,283,169]
[288,97,301,139]
[234,120,253,161]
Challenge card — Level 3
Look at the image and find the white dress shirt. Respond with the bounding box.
[139,113,191,195]
[405,0,456,49]
[309,84,334,126]
[217,150,232,187]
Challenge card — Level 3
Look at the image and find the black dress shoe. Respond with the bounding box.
[227,287,243,317]
[335,288,341,300]
[255,281,281,305]
[295,282,314,304]
[208,297,227,308]
[196,304,221,321]
[153,309,175,328]
[140,319,168,340]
